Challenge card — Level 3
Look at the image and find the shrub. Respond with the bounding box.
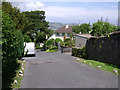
[55,38,62,45]
[45,38,55,48]
[2,11,24,88]
[14,31,24,59]
[61,38,75,47]
[49,46,57,51]
[72,47,87,59]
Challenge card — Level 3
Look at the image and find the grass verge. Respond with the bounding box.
[76,58,120,75]
[46,49,57,53]
[11,60,26,88]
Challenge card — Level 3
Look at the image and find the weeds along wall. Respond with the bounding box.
[72,31,120,67]
[72,47,87,59]
[86,31,120,67]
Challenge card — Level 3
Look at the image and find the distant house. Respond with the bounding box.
[48,25,72,41]
[74,34,93,48]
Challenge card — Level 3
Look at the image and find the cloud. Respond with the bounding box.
[44,6,117,19]
[16,2,118,24]
[26,2,45,9]
[42,5,117,24]
[18,2,45,11]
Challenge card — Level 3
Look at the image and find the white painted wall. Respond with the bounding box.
[48,33,70,41]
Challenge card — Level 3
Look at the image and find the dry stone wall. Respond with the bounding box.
[86,32,120,67]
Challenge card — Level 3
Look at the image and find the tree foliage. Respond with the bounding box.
[36,32,46,43]
[91,20,117,37]
[72,23,91,34]
[72,25,80,33]
[24,34,32,43]
[22,10,52,42]
[2,2,27,32]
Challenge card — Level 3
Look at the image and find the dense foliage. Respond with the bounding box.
[44,38,59,52]
[61,38,75,47]
[72,47,87,59]
[2,2,26,88]
[72,20,119,37]
[55,38,62,45]
[36,32,46,43]
[2,11,24,88]
[24,34,32,42]
[45,38,55,48]
[22,11,53,43]
[2,2,27,32]
[72,23,91,34]
[91,20,118,37]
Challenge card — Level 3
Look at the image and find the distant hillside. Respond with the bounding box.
[48,22,77,30]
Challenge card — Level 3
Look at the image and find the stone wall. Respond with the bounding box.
[86,32,120,67]
[75,36,87,48]
[61,46,72,53]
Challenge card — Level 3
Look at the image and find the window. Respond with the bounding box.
[56,33,60,36]
[62,33,65,36]
[67,33,70,37]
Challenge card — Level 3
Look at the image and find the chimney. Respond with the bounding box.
[65,25,69,29]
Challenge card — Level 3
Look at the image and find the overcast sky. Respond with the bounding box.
[12,0,119,25]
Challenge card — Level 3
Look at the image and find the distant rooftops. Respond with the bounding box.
[55,25,72,33]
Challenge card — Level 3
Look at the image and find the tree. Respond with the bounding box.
[79,23,91,33]
[2,2,27,32]
[72,23,91,34]
[22,10,53,42]
[24,35,32,42]
[22,11,48,32]
[91,20,117,37]
[36,32,46,43]
[72,25,80,34]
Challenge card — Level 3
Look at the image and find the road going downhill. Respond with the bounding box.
[21,51,118,88]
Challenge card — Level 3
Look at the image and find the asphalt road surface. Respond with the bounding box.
[21,51,118,88]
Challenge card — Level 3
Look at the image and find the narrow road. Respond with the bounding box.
[21,52,118,88]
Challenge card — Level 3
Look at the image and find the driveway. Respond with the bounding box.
[21,51,118,88]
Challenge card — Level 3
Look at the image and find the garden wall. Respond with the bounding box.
[86,31,120,67]
[61,46,72,53]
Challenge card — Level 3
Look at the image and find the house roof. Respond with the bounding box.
[75,34,93,39]
[55,26,72,33]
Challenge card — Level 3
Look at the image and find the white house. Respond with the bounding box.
[48,25,73,41]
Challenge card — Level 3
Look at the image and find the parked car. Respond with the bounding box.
[24,42,36,56]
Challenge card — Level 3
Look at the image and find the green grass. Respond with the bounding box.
[46,49,57,53]
[76,58,120,75]
[11,60,26,88]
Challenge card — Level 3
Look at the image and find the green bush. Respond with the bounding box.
[55,38,62,45]
[49,46,57,51]
[72,47,87,59]
[61,38,75,47]
[14,31,24,59]
[45,38,55,48]
[2,11,24,88]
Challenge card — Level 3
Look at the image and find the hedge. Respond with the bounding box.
[72,47,87,59]
[2,11,24,88]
